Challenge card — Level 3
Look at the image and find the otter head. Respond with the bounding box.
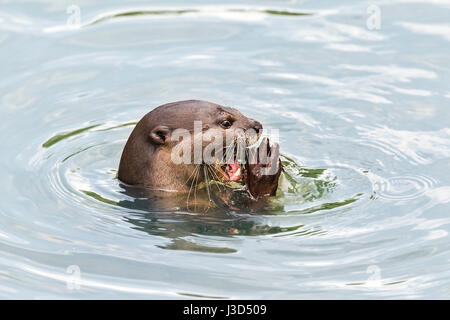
[118,100,263,191]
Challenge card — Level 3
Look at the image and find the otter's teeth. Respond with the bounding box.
[232,168,241,179]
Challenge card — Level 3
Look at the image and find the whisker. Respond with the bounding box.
[185,162,199,185]
[206,164,223,192]
[193,163,201,211]
[224,140,237,163]
[186,165,200,210]
[203,166,212,210]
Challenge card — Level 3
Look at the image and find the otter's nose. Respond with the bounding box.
[252,120,263,134]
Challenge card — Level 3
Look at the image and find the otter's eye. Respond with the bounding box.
[220,120,232,129]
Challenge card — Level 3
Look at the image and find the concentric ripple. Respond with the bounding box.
[372,175,437,201]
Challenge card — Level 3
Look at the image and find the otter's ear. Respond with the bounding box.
[149,125,171,145]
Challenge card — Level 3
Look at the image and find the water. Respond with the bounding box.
[1,0,450,299]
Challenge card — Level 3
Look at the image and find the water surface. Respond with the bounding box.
[1,0,450,298]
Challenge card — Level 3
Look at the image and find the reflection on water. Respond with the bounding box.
[0,0,450,299]
[77,151,351,253]
[44,7,314,33]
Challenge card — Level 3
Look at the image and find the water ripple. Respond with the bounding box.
[42,6,315,33]
[373,175,437,201]
[1,0,449,299]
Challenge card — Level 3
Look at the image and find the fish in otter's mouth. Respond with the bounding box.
[213,144,246,182]
[218,162,242,182]
[213,138,283,199]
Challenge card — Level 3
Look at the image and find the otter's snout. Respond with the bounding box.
[251,120,263,135]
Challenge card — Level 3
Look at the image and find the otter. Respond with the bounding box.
[118,100,282,210]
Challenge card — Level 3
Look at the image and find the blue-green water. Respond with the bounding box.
[1,0,450,299]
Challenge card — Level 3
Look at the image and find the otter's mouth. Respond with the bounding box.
[220,161,242,181]
[214,145,245,182]
[210,137,282,199]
